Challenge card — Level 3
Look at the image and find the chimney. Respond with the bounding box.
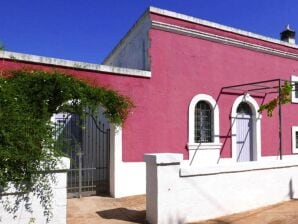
[280,25,295,44]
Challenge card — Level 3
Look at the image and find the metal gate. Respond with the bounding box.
[54,111,110,198]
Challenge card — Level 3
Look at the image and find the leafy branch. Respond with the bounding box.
[258,81,292,117]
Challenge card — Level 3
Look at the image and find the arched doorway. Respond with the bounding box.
[236,102,253,162]
[231,94,262,162]
[52,107,110,198]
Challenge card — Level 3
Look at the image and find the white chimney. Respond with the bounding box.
[280,25,296,44]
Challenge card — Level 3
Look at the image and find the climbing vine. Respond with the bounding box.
[258,81,292,117]
[0,69,134,222]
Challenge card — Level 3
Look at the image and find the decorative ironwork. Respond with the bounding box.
[295,83,298,99]
[194,101,213,143]
[296,131,298,149]
[54,111,110,198]
[222,78,295,160]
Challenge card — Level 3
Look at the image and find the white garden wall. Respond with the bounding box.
[109,125,146,198]
[0,157,69,224]
[145,153,298,224]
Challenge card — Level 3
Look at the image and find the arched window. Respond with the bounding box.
[188,94,222,165]
[194,101,213,143]
[188,94,221,150]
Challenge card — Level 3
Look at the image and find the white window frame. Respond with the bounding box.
[292,126,298,153]
[188,94,221,150]
[291,75,298,103]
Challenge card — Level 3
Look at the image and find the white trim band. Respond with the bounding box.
[0,50,151,78]
[150,7,298,49]
[152,21,298,60]
[187,143,222,150]
[180,159,298,177]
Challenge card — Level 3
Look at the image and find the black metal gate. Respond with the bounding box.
[54,111,110,198]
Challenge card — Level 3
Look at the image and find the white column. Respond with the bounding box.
[144,153,183,224]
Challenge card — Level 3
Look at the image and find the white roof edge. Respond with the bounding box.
[149,6,298,49]
[0,50,151,78]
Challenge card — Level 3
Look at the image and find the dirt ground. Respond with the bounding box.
[193,200,298,224]
[67,195,146,224]
[67,195,298,224]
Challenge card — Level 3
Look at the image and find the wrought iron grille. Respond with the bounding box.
[236,102,252,115]
[194,101,213,143]
[54,111,110,198]
[296,131,298,149]
[295,83,298,99]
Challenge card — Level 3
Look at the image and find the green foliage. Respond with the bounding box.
[0,42,4,50]
[258,81,292,117]
[0,70,133,222]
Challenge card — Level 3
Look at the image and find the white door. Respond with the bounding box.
[236,102,253,162]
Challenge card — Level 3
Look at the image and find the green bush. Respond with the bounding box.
[0,69,133,222]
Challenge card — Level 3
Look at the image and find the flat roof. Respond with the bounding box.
[149,6,298,49]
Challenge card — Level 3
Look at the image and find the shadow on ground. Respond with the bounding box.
[191,220,231,224]
[97,208,147,223]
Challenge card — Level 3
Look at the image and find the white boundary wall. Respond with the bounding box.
[0,157,69,224]
[145,153,298,224]
[109,125,146,198]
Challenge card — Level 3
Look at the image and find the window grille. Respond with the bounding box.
[194,101,213,143]
[295,83,298,99]
[296,131,298,149]
[236,102,252,115]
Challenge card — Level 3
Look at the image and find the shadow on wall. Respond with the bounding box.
[288,179,298,200]
[97,208,146,223]
[188,90,266,164]
[189,89,268,164]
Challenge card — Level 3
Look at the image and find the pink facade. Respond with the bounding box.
[2,7,298,164]
[148,13,298,159]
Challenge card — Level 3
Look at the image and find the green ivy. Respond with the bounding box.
[258,81,292,117]
[0,69,133,222]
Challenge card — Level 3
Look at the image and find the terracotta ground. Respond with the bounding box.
[67,195,298,224]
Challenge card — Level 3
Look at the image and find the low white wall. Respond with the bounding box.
[145,153,298,224]
[111,161,146,198]
[0,157,70,224]
[109,125,146,198]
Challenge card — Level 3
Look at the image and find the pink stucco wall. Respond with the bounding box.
[2,12,298,162]
[148,12,298,160]
[0,61,152,162]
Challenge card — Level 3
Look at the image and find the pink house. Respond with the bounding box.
[1,7,298,198]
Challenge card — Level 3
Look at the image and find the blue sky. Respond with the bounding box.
[1,0,298,64]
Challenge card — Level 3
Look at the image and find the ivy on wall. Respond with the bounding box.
[0,69,134,222]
